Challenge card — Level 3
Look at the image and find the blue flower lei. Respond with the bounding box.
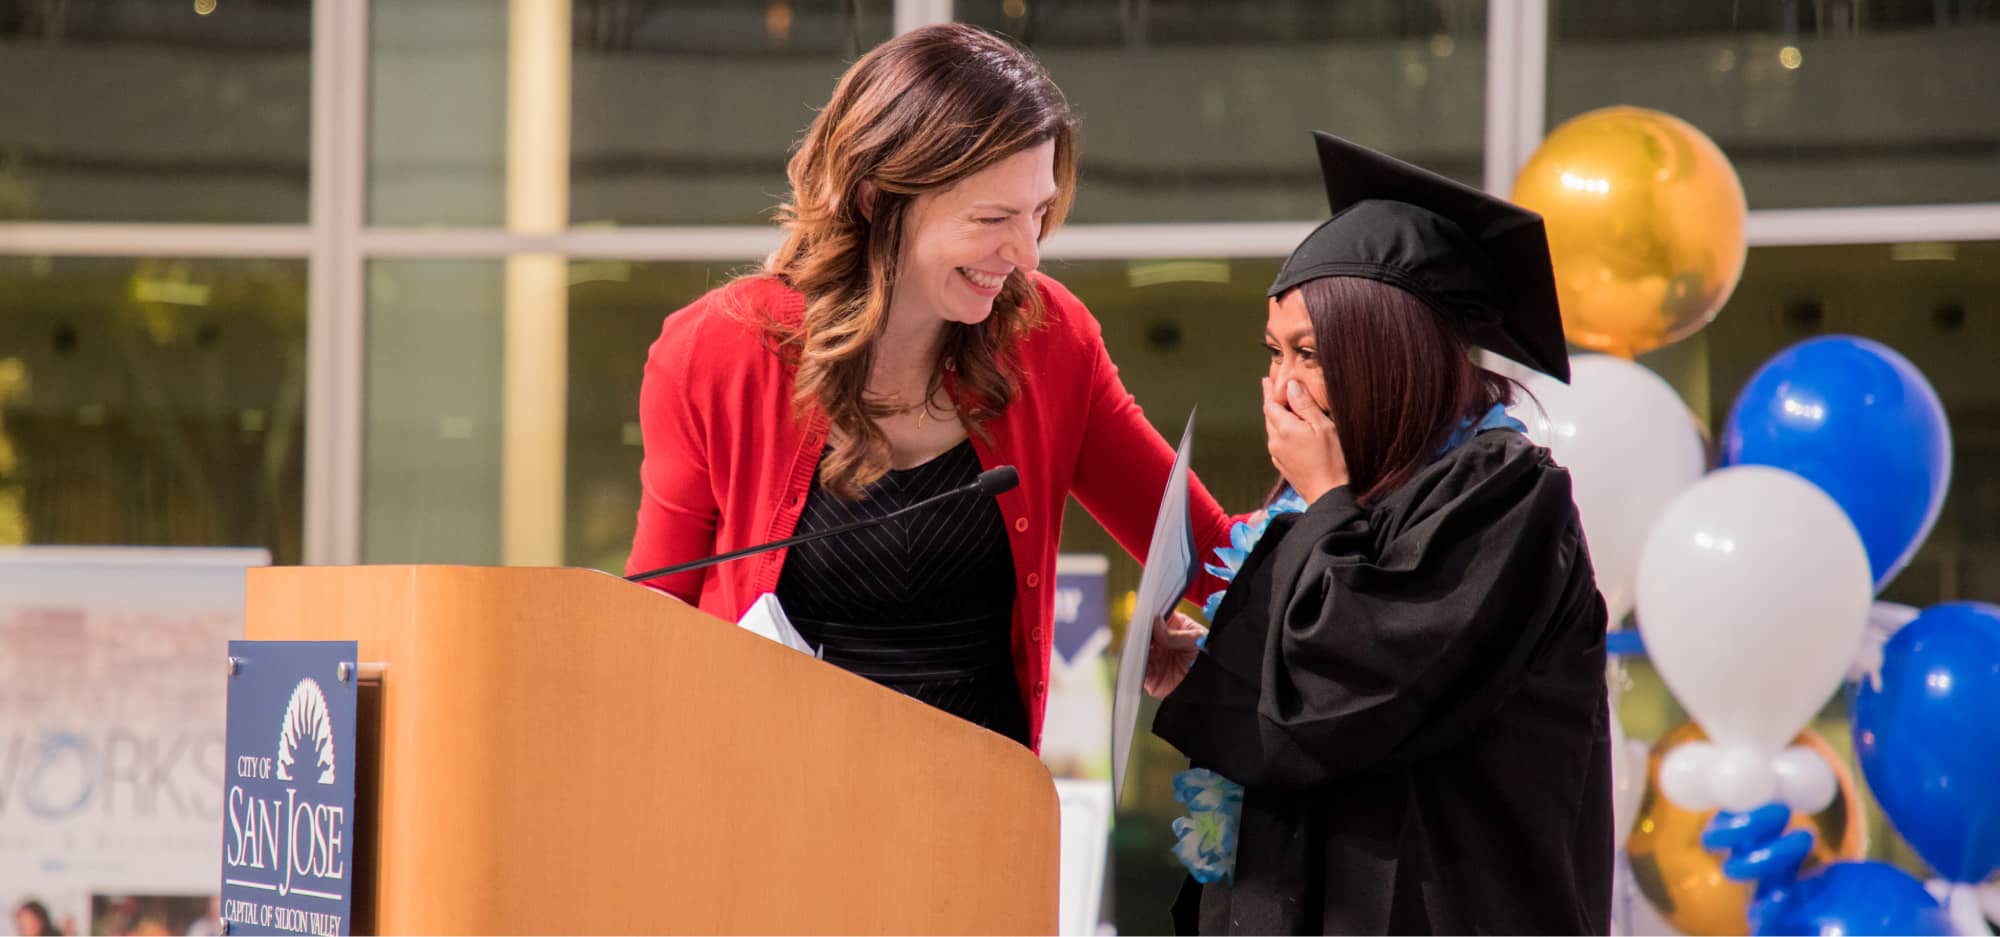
[1170,768,1245,884]
[1199,489,1311,627]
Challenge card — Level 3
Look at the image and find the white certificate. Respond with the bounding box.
[1110,410,1197,803]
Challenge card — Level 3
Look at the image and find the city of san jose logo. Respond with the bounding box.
[224,676,349,901]
[276,679,336,785]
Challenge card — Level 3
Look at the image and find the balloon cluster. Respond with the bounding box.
[1512,108,1982,936]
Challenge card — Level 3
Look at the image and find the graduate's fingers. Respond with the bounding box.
[1285,379,1335,430]
[1169,613,1209,640]
[1262,377,1302,431]
[1263,376,1312,476]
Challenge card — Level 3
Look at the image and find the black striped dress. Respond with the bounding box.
[775,440,1029,747]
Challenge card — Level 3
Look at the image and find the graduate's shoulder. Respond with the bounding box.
[1454,427,1568,485]
[1393,429,1577,528]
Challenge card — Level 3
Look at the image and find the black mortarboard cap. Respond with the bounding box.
[1269,132,1571,383]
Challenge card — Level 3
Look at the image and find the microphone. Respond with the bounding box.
[626,465,1020,585]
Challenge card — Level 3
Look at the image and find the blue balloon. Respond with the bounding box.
[1705,804,1813,887]
[1749,861,1952,936]
[1854,602,2000,883]
[1722,335,1951,591]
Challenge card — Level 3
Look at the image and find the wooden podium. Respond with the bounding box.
[246,566,1059,935]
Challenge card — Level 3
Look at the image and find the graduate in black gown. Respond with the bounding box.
[1147,133,1614,935]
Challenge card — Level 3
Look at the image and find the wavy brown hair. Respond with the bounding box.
[759,23,1079,499]
[1295,276,1517,504]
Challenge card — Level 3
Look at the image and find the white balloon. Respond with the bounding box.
[1608,703,1643,852]
[1772,746,1838,815]
[1660,741,1721,810]
[1710,744,1779,813]
[1510,355,1707,626]
[1636,466,1873,756]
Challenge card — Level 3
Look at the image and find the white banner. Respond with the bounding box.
[1046,555,1114,936]
[0,547,267,937]
[1054,779,1113,937]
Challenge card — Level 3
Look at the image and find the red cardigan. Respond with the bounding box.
[627,273,1235,749]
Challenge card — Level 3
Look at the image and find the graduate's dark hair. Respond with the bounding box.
[1293,276,1516,504]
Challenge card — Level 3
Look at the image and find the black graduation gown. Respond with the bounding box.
[1154,429,1612,936]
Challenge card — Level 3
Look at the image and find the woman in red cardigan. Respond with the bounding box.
[626,24,1232,752]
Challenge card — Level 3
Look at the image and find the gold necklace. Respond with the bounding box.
[882,393,955,430]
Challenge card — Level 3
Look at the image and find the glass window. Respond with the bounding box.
[361,258,749,567]
[370,1,893,227]
[0,255,308,561]
[363,260,506,562]
[565,259,751,569]
[568,0,895,226]
[1547,0,2000,209]
[369,0,511,226]
[0,0,312,223]
[961,0,1488,222]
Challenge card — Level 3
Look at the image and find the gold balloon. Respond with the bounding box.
[1626,723,1866,936]
[1512,107,1747,359]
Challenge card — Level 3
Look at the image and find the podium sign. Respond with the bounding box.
[219,641,358,937]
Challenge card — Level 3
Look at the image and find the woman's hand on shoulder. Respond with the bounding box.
[1145,611,1210,698]
[1262,377,1348,504]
